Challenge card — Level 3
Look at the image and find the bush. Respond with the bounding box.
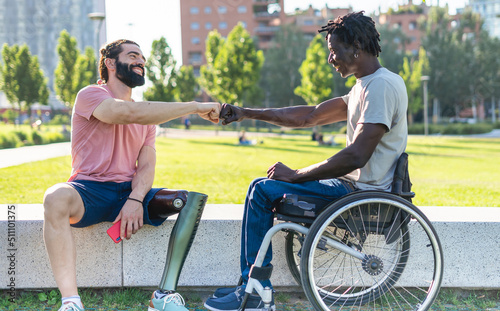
[408,123,493,135]
[31,130,43,145]
[48,114,71,125]
[0,132,21,148]
[41,131,66,144]
[441,123,493,135]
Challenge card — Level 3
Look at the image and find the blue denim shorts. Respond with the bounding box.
[67,180,166,228]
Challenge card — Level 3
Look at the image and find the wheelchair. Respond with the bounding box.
[241,153,444,311]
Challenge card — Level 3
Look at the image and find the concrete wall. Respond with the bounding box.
[1,204,499,290]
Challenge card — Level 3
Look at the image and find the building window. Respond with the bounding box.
[191,37,200,45]
[241,21,247,28]
[190,7,199,14]
[204,6,212,14]
[189,52,202,64]
[409,21,417,31]
[190,22,199,30]
[219,22,227,29]
[304,19,314,26]
[218,6,227,14]
[205,22,212,30]
[237,5,247,13]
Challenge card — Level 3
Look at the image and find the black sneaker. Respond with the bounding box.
[204,287,275,311]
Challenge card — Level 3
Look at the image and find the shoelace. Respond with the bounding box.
[161,292,185,308]
[59,302,81,311]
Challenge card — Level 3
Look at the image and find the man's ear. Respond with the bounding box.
[105,58,116,70]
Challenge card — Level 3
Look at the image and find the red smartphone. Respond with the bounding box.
[107,220,122,243]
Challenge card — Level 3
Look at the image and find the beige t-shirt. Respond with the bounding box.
[341,68,408,191]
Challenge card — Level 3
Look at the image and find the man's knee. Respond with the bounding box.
[43,184,80,220]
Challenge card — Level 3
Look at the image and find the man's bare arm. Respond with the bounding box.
[220,97,347,128]
[267,123,387,183]
[93,98,220,125]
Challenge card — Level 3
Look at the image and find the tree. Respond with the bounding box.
[400,46,429,125]
[260,24,308,107]
[0,44,20,106]
[378,24,411,74]
[175,65,198,102]
[294,34,333,106]
[73,46,97,96]
[143,37,177,102]
[199,30,224,102]
[420,6,482,118]
[0,44,49,118]
[199,23,264,106]
[54,30,79,107]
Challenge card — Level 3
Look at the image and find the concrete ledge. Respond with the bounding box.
[1,204,499,289]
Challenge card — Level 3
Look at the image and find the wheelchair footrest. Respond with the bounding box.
[276,194,331,219]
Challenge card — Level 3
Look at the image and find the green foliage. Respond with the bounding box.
[294,34,333,105]
[0,44,49,115]
[37,290,60,305]
[400,46,430,124]
[408,122,493,135]
[54,31,96,108]
[175,65,198,102]
[260,24,308,107]
[143,37,177,102]
[73,46,97,95]
[199,23,264,105]
[48,114,71,125]
[55,30,79,107]
[0,125,69,149]
[378,24,411,74]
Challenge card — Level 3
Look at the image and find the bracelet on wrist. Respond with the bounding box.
[127,197,143,204]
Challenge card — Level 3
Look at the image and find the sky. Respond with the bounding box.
[105,0,468,66]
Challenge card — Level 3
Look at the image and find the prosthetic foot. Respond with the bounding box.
[157,191,208,291]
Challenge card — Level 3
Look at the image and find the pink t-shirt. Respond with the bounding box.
[68,85,156,182]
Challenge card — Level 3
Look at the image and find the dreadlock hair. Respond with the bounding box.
[318,11,381,57]
[98,39,140,83]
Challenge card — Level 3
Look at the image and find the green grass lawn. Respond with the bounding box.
[1,134,499,207]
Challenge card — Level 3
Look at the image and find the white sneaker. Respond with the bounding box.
[148,290,188,311]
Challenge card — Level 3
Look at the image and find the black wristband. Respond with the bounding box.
[127,197,143,204]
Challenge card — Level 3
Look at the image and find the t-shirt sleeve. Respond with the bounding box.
[144,125,157,149]
[74,86,114,121]
[357,79,396,130]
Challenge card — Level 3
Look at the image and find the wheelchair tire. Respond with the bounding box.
[284,230,304,286]
[300,191,443,311]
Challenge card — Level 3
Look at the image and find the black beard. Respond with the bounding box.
[115,60,145,88]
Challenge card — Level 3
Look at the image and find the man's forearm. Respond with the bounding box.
[241,106,317,128]
[129,101,201,125]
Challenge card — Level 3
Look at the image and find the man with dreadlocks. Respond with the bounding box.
[204,11,408,311]
[43,39,220,311]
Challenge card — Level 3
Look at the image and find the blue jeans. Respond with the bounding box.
[240,177,355,288]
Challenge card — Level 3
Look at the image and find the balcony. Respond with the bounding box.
[254,11,280,20]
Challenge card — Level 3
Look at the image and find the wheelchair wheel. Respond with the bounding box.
[300,191,443,311]
[284,230,304,286]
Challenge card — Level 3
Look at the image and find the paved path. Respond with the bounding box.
[0,142,71,169]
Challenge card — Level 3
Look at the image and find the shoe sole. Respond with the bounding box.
[148,307,159,311]
[203,302,276,311]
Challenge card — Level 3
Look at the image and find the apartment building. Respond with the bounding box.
[180,0,286,76]
[180,0,351,75]
[469,0,500,38]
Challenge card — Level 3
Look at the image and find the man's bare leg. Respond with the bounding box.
[43,183,85,299]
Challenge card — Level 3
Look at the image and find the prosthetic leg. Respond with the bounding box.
[147,189,208,291]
